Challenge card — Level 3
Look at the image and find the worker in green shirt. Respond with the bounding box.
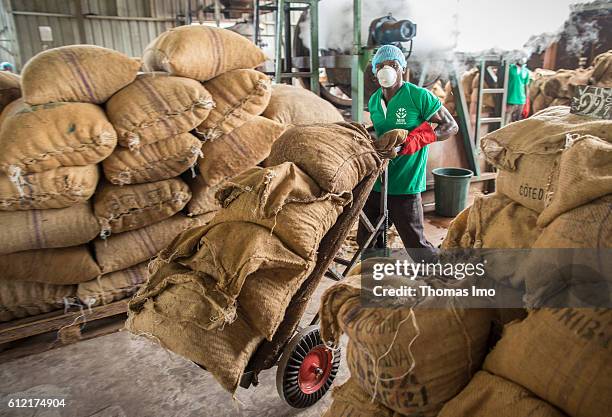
[357,45,458,259]
[505,58,530,124]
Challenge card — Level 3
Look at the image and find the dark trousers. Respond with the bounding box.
[357,191,438,260]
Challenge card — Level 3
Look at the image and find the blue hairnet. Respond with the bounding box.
[1,62,14,71]
[371,45,406,74]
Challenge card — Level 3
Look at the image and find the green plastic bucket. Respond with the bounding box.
[432,167,474,217]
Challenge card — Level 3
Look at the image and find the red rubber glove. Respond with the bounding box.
[521,96,530,119]
[399,122,437,155]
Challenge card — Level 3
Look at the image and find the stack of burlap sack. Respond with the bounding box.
[126,121,384,392]
[0,25,344,322]
[321,103,611,417]
[443,67,497,117]
[529,49,612,115]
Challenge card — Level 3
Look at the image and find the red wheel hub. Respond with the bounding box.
[298,346,333,394]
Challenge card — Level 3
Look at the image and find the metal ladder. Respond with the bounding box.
[252,0,320,94]
[474,58,509,150]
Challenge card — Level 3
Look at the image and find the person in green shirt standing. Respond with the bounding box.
[357,45,458,259]
[506,58,530,124]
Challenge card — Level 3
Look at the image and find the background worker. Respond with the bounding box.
[0,62,15,72]
[505,57,530,123]
[357,45,458,260]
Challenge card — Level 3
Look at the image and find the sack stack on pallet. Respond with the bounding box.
[0,45,137,320]
[126,121,383,392]
[2,25,343,321]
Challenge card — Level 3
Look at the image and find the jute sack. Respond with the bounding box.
[94,178,191,237]
[532,93,553,114]
[484,308,611,417]
[197,116,285,189]
[441,193,540,250]
[542,70,574,99]
[21,45,139,105]
[127,301,264,393]
[93,214,210,274]
[0,99,117,176]
[0,165,98,211]
[0,202,100,255]
[136,220,311,335]
[480,106,611,172]
[196,69,272,140]
[185,174,222,216]
[591,49,612,87]
[323,378,398,417]
[265,122,381,194]
[438,371,569,417]
[521,196,611,308]
[0,281,76,322]
[78,262,148,307]
[142,25,267,82]
[102,133,202,185]
[212,162,351,260]
[106,73,214,149]
[567,67,593,98]
[0,245,101,284]
[550,97,570,107]
[320,275,494,417]
[0,71,21,113]
[262,84,344,125]
[496,134,612,225]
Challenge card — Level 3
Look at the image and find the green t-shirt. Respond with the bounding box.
[507,64,530,105]
[369,82,442,195]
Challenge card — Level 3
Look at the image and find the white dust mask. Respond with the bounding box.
[377,65,398,88]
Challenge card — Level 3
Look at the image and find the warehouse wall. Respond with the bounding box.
[5,0,185,69]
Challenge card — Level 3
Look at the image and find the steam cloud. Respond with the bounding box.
[299,0,594,58]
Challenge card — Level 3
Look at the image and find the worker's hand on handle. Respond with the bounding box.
[374,128,409,159]
[398,122,437,155]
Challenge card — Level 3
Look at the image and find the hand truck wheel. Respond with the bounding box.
[276,325,341,408]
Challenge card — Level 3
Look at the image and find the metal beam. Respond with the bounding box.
[351,0,363,122]
[450,67,479,175]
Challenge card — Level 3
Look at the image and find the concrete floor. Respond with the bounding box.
[0,214,450,417]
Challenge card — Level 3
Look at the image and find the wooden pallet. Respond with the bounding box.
[0,300,128,363]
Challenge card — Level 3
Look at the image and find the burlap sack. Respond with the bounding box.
[0,245,101,284]
[591,49,612,87]
[0,202,100,255]
[127,302,263,393]
[102,133,202,185]
[0,165,98,211]
[0,99,117,175]
[567,67,593,98]
[0,281,76,322]
[142,25,267,82]
[0,71,21,113]
[481,106,611,171]
[320,275,494,417]
[78,262,148,307]
[542,70,574,99]
[21,45,139,105]
[106,73,214,149]
[521,196,611,308]
[484,308,611,417]
[94,178,191,236]
[550,97,570,107]
[532,93,553,114]
[262,84,344,125]
[265,122,381,194]
[185,174,222,217]
[438,371,568,417]
[196,69,272,140]
[93,214,210,274]
[441,193,540,250]
[323,378,398,417]
[197,116,285,189]
[213,163,350,260]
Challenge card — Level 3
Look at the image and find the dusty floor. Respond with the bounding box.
[0,214,450,417]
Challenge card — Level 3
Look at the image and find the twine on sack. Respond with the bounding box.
[368,307,420,404]
[127,133,140,151]
[449,298,474,379]
[189,145,204,178]
[99,218,112,240]
[115,171,132,186]
[8,165,25,198]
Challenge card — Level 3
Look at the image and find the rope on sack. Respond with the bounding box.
[127,133,140,151]
[8,165,25,198]
[189,145,204,178]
